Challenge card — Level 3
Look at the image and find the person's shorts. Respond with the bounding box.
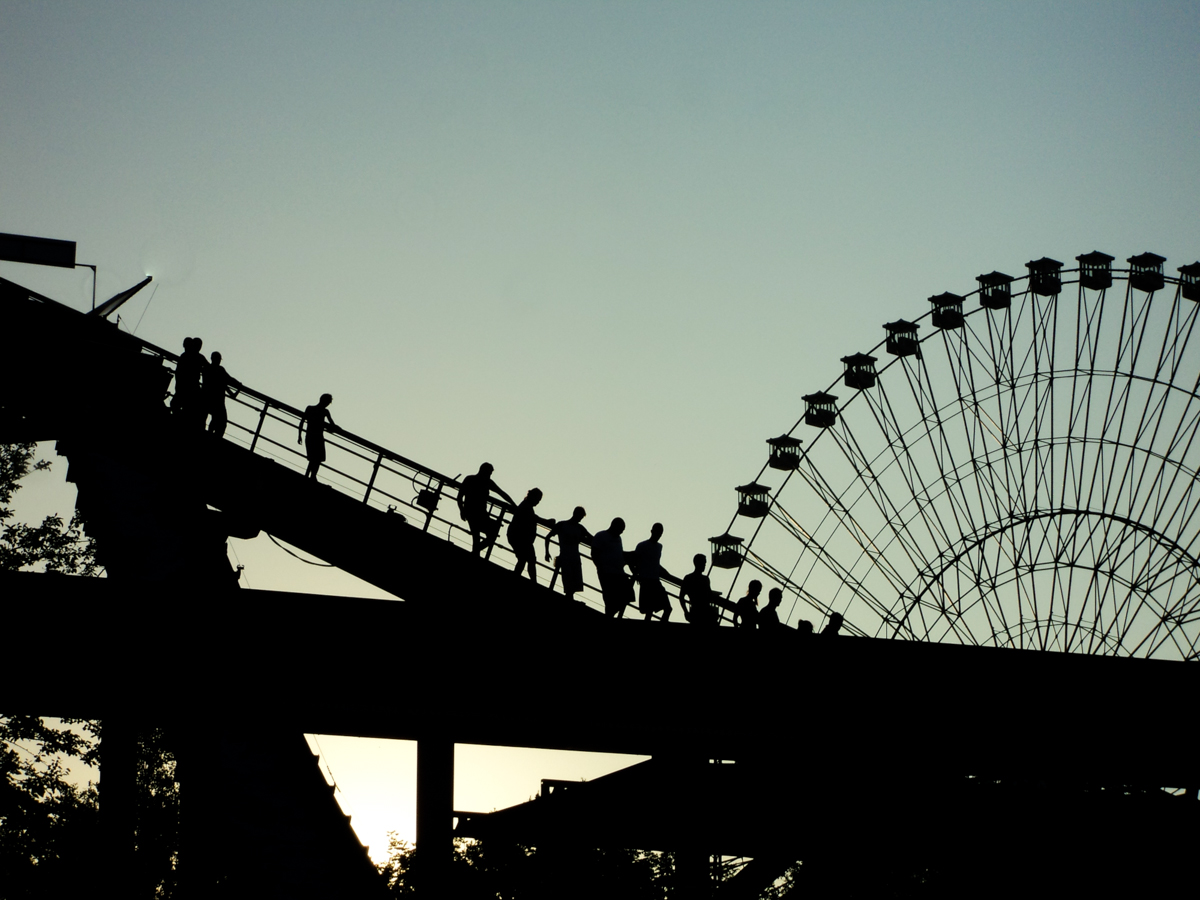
[599,571,634,614]
[638,579,670,615]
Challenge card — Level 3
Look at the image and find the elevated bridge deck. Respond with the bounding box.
[6,571,1197,785]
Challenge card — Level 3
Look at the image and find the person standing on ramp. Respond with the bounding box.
[297,393,336,480]
[545,506,591,603]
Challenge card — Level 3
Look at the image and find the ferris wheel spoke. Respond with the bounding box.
[1127,299,1200,531]
[1061,284,1105,512]
[913,350,990,549]
[1086,521,1164,654]
[766,502,900,626]
[787,448,936,628]
[957,543,1011,646]
[826,401,945,575]
[896,382,991,554]
[1078,285,1138,518]
[942,325,1002,527]
[1147,592,1200,658]
[872,372,964,554]
[1059,551,1088,653]
[1093,284,1160,524]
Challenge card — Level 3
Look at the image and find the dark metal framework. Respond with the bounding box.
[716,257,1200,660]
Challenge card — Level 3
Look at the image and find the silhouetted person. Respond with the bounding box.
[592,517,634,617]
[297,393,336,480]
[634,523,675,621]
[508,488,545,582]
[204,351,241,438]
[545,506,590,602]
[457,462,515,555]
[734,580,762,629]
[821,612,844,637]
[759,588,783,632]
[796,620,815,637]
[679,553,716,627]
[172,337,207,428]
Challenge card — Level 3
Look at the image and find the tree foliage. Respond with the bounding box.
[377,833,679,899]
[0,716,101,899]
[134,727,181,899]
[0,443,99,575]
[0,719,181,900]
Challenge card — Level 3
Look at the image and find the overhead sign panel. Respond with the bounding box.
[0,232,77,268]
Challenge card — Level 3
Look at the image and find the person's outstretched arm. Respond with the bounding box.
[296,413,305,445]
[544,522,560,562]
[324,410,337,432]
[492,482,515,507]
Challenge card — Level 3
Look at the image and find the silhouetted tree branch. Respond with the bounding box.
[0,443,99,576]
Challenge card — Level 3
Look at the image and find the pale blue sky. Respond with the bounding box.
[4,0,1197,855]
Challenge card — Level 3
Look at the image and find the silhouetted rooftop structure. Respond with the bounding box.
[1128,252,1166,293]
[840,352,877,390]
[977,270,1013,309]
[1076,251,1114,290]
[736,482,771,518]
[883,319,919,357]
[928,292,964,330]
[803,392,839,428]
[1025,257,1063,297]
[709,532,745,568]
[1179,262,1200,302]
[766,434,802,469]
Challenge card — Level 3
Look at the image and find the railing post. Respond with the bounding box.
[248,400,270,453]
[363,452,383,504]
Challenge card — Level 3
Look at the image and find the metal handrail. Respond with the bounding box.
[2,275,698,618]
[140,335,687,615]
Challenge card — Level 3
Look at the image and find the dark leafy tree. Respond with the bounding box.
[134,727,180,899]
[0,716,101,899]
[0,443,99,575]
[377,833,677,899]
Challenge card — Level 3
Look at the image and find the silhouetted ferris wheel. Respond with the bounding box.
[713,253,1200,660]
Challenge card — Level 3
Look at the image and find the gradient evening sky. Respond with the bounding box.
[4,1,1197,859]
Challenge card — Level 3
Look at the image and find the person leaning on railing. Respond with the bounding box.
[457,462,515,555]
[204,351,241,438]
[508,488,548,582]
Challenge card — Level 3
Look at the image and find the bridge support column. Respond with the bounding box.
[416,735,455,897]
[99,711,137,896]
